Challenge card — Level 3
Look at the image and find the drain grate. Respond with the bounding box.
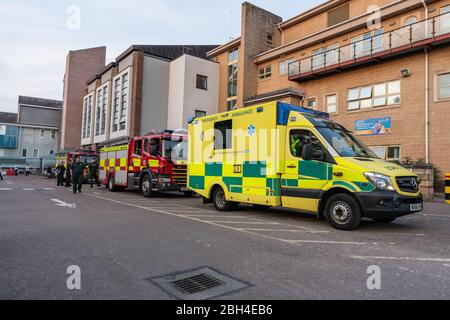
[149,267,249,300]
[170,273,225,294]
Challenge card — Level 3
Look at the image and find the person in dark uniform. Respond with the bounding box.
[0,165,4,181]
[71,156,85,194]
[56,161,66,186]
[65,159,72,187]
[88,159,100,188]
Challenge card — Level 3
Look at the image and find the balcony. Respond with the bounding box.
[288,12,450,82]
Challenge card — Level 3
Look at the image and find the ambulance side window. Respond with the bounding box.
[214,120,232,150]
[134,140,143,156]
[290,130,321,158]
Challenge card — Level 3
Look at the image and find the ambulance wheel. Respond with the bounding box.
[325,194,361,231]
[372,217,397,223]
[108,176,117,192]
[212,187,237,211]
[141,174,153,198]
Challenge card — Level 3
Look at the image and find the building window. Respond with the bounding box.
[49,149,55,155]
[195,110,206,118]
[312,44,339,69]
[39,129,45,138]
[196,74,208,90]
[327,2,349,27]
[95,85,108,136]
[279,58,295,76]
[119,73,128,131]
[33,148,39,158]
[258,65,272,80]
[348,80,401,111]
[228,48,238,63]
[227,99,237,111]
[441,6,450,33]
[370,146,401,161]
[352,29,384,58]
[51,130,56,139]
[438,72,450,99]
[82,94,93,139]
[305,98,317,109]
[266,33,274,48]
[227,64,238,98]
[21,148,28,158]
[325,94,337,113]
[112,71,130,133]
[214,120,232,150]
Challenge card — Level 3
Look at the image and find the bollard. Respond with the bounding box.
[446,174,450,205]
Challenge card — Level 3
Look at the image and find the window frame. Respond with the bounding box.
[21,147,28,158]
[436,71,450,101]
[305,97,317,109]
[196,74,208,91]
[325,94,338,114]
[33,148,39,158]
[258,65,272,80]
[369,145,401,161]
[279,58,295,76]
[347,80,401,111]
[195,110,207,118]
[39,129,45,139]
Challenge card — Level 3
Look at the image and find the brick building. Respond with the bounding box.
[80,45,219,149]
[208,0,450,177]
[60,47,106,151]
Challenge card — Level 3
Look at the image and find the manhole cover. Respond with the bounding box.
[149,267,249,300]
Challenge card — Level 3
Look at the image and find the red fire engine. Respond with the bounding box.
[99,130,191,197]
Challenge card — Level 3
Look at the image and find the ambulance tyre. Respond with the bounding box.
[212,186,237,212]
[108,176,117,192]
[141,174,153,198]
[325,194,361,231]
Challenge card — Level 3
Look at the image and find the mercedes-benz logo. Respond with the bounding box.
[411,178,418,191]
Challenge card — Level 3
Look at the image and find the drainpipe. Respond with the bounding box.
[422,0,430,164]
[278,24,285,46]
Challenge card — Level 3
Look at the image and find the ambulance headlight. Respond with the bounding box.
[364,172,395,191]
[159,177,171,183]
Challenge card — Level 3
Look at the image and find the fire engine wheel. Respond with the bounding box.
[108,176,117,192]
[141,175,153,198]
[212,187,237,212]
[325,194,361,231]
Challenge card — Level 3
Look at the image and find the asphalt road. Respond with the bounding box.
[0,175,449,300]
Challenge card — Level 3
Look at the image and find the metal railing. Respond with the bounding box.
[288,12,450,79]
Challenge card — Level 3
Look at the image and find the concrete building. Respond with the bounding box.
[80,45,219,149]
[0,96,62,169]
[208,0,450,176]
[60,47,106,151]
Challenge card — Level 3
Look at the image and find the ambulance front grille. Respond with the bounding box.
[172,165,187,187]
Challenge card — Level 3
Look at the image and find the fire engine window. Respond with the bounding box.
[150,139,160,156]
[214,120,232,150]
[134,140,143,156]
[143,139,149,153]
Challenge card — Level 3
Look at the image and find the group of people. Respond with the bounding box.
[55,157,101,194]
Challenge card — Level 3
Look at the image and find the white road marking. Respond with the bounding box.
[238,228,329,234]
[85,193,352,247]
[0,188,13,191]
[423,214,450,218]
[6,181,12,185]
[350,256,450,263]
[43,188,55,191]
[22,188,35,191]
[207,221,280,225]
[51,199,76,209]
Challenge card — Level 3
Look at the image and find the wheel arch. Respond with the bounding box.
[318,187,362,218]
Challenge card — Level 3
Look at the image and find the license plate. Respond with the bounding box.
[410,203,422,212]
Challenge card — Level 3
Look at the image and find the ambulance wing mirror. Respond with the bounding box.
[302,143,326,162]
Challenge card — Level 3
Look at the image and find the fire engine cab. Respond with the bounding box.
[99,130,190,197]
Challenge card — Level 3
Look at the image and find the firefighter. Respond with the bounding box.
[70,156,85,194]
[65,159,72,187]
[88,159,100,188]
[56,161,66,187]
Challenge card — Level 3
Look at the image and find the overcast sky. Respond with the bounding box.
[0,0,323,113]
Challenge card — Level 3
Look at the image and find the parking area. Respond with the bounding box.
[1,176,450,299]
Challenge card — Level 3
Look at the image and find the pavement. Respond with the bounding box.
[0,175,449,300]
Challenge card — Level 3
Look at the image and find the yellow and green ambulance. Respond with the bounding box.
[187,101,423,230]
